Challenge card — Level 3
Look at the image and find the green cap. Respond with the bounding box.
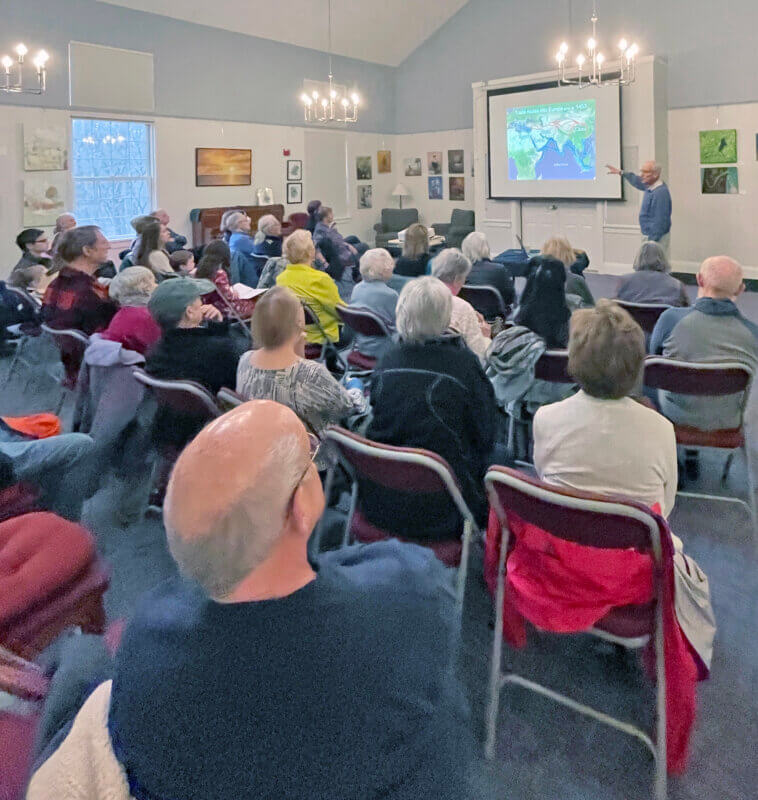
[148,277,217,329]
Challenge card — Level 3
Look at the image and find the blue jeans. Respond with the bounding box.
[0,427,97,520]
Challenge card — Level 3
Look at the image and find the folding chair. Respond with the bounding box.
[2,286,42,389]
[315,426,476,626]
[216,386,246,411]
[39,324,91,412]
[615,300,671,335]
[643,357,756,532]
[335,305,393,374]
[484,465,668,800]
[301,303,347,372]
[458,284,510,321]
[202,287,253,341]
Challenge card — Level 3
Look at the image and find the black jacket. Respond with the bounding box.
[466,260,516,310]
[363,336,497,539]
[394,254,430,278]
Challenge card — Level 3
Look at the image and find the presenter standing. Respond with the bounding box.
[606,161,672,257]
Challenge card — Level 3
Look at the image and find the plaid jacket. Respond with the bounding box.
[41,267,118,335]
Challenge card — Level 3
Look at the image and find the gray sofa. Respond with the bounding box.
[433,209,475,250]
[374,208,419,248]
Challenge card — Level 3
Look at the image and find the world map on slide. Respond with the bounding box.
[506,100,596,180]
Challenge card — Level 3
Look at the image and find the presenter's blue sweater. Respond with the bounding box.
[624,172,672,241]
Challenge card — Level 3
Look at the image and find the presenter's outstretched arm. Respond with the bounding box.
[605,164,623,175]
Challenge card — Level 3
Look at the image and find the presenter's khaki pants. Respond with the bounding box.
[645,232,670,259]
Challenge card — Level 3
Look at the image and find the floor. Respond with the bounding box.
[2,274,757,799]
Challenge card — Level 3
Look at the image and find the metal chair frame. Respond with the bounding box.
[615,300,672,334]
[216,386,246,411]
[458,284,510,321]
[39,324,91,413]
[484,466,667,800]
[131,367,222,419]
[302,302,347,373]
[2,286,42,389]
[335,305,393,377]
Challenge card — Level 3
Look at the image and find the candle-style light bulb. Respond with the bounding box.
[587,37,596,51]
[618,38,628,51]
[1,55,12,71]
[15,43,28,58]
[559,41,568,54]
[576,54,586,66]
[596,52,605,65]
[350,93,360,105]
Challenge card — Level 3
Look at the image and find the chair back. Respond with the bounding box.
[643,357,753,397]
[5,286,42,313]
[132,367,221,420]
[216,387,246,410]
[230,251,267,287]
[336,305,392,338]
[615,300,671,334]
[450,209,475,228]
[381,208,418,232]
[534,349,572,383]
[283,212,309,233]
[458,284,508,319]
[40,324,90,382]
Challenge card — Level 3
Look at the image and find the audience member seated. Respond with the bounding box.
[122,214,158,267]
[393,222,430,278]
[9,228,52,292]
[276,230,344,346]
[461,231,516,309]
[134,220,174,281]
[514,256,574,349]
[195,240,256,319]
[226,210,256,258]
[27,400,486,799]
[256,254,288,289]
[312,205,361,300]
[650,255,758,432]
[305,199,322,233]
[42,226,118,335]
[151,208,187,254]
[100,267,161,355]
[364,276,497,537]
[168,249,195,275]
[236,288,366,467]
[542,236,594,307]
[218,208,243,242]
[431,249,491,363]
[252,214,283,257]
[348,248,398,358]
[49,213,77,270]
[617,241,689,307]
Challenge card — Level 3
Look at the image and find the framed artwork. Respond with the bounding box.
[427,151,442,175]
[287,182,303,204]
[428,176,443,199]
[256,187,274,205]
[195,148,251,186]
[701,167,738,194]
[699,130,737,164]
[24,124,68,171]
[377,150,391,173]
[449,176,465,201]
[357,184,373,209]
[404,157,422,176]
[23,173,67,226]
[287,159,302,181]
[356,155,372,180]
[448,149,464,174]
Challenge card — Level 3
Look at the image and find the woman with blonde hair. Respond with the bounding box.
[394,223,431,277]
[541,235,594,307]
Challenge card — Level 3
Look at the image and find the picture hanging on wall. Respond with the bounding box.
[449,176,465,201]
[23,173,67,226]
[23,124,68,171]
[404,157,422,176]
[377,150,392,173]
[287,160,302,181]
[196,148,251,186]
[287,182,303,204]
[427,151,442,175]
[448,149,464,174]
[428,176,443,199]
[699,130,737,164]
[701,166,738,194]
[356,156,372,180]
[755,134,758,160]
[357,184,373,209]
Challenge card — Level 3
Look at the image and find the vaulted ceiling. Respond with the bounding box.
[98,0,470,66]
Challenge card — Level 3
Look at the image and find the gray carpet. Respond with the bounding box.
[2,278,757,799]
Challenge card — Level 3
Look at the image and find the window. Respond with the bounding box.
[71,118,155,240]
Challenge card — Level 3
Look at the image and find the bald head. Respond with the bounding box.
[164,400,315,598]
[640,161,662,186]
[698,256,744,300]
[152,208,169,225]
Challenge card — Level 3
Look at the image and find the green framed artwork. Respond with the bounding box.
[699,129,737,164]
[701,166,739,194]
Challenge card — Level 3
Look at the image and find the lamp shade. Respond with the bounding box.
[392,183,409,197]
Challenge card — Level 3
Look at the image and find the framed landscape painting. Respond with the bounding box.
[195,148,251,186]
[449,176,465,201]
[699,130,737,164]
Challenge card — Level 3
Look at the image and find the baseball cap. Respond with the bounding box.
[148,277,216,329]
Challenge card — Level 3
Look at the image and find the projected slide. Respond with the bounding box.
[507,100,596,181]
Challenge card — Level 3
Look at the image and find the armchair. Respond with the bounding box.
[373,208,419,248]
[433,209,475,249]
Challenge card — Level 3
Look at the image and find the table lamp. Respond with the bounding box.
[392,183,409,209]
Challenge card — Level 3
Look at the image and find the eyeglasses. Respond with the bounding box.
[293,434,321,493]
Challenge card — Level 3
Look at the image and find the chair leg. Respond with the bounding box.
[341,481,358,548]
[485,529,508,760]
[721,452,735,485]
[743,444,758,540]
[653,604,668,800]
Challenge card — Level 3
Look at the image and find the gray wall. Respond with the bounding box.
[394,0,758,133]
[3,0,395,133]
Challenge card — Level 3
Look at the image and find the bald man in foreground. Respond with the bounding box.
[650,255,758,433]
[29,400,490,800]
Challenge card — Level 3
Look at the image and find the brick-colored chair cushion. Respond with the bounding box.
[673,425,744,449]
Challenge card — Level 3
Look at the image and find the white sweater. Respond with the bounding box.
[449,295,491,363]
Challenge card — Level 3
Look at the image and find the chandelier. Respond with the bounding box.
[300,0,360,124]
[2,42,49,94]
[555,2,638,88]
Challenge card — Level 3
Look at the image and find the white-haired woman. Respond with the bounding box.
[100,266,161,354]
[347,248,398,358]
[252,214,283,258]
[431,248,491,362]
[362,276,497,539]
[616,241,689,306]
[461,231,516,310]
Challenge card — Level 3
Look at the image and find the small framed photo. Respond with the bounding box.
[287,182,303,204]
[287,159,302,181]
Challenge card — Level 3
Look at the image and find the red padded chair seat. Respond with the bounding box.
[304,343,323,360]
[350,509,463,567]
[673,425,743,449]
[592,599,656,640]
[347,350,376,371]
